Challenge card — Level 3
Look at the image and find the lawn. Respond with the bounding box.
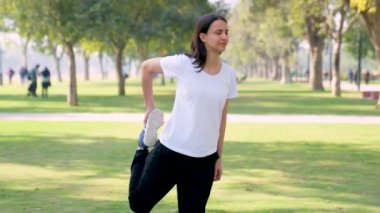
[0,78,379,115]
[1,121,379,213]
[1,78,379,212]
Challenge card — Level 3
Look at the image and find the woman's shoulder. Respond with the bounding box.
[221,62,236,75]
[164,53,193,64]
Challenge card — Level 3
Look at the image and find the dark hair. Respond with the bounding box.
[187,13,227,72]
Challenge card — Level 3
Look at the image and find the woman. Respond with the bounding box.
[129,13,238,213]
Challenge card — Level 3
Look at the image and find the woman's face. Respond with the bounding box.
[200,20,229,55]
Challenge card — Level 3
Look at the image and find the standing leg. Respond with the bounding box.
[177,153,218,213]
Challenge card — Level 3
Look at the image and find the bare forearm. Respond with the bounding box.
[217,100,229,159]
[141,69,155,110]
[140,58,163,111]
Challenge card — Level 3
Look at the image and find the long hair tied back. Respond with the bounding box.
[188,13,227,72]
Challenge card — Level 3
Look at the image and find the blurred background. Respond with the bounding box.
[0,0,379,105]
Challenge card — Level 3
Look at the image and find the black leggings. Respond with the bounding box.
[129,142,218,213]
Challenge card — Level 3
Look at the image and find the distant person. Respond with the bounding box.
[27,64,39,97]
[40,67,51,98]
[364,70,370,84]
[19,66,28,85]
[323,71,329,81]
[128,13,238,213]
[348,69,354,84]
[123,66,129,79]
[7,68,15,85]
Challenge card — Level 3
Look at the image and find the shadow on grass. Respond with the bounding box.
[0,94,175,113]
[232,95,379,115]
[1,134,379,212]
[0,186,131,213]
[0,134,135,175]
[1,82,379,115]
[223,141,380,208]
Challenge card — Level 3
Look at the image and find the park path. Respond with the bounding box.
[339,81,380,92]
[1,113,380,124]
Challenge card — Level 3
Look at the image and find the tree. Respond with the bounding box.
[132,0,213,63]
[0,0,35,69]
[37,0,89,106]
[328,0,351,97]
[292,0,329,90]
[350,0,380,70]
[224,0,258,78]
[34,37,65,82]
[86,0,156,96]
[343,22,375,60]
[0,0,92,105]
[79,39,99,81]
[226,0,301,83]
[349,0,380,108]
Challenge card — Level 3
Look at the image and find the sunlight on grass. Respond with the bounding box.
[1,121,379,212]
[1,78,379,115]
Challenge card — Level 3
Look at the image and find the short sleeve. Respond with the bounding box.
[160,54,188,78]
[228,69,238,99]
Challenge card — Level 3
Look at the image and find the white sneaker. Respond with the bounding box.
[143,108,164,147]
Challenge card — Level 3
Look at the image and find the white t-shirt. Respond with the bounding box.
[159,54,238,157]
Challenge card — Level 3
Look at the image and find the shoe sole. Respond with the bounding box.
[143,108,164,146]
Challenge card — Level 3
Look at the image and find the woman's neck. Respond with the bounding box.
[203,53,221,75]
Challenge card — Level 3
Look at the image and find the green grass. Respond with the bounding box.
[1,121,379,212]
[1,77,379,212]
[1,78,379,115]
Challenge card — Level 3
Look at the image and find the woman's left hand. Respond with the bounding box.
[214,158,222,181]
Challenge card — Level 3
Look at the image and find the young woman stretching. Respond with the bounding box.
[129,13,238,213]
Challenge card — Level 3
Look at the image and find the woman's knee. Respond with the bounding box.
[129,195,151,213]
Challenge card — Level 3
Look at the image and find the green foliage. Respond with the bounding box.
[350,0,377,13]
[225,0,303,73]
[343,22,375,59]
[131,0,214,58]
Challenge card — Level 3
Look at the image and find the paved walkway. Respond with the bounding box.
[339,81,380,91]
[1,113,379,124]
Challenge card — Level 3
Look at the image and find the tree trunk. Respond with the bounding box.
[309,45,324,90]
[331,3,347,97]
[83,52,90,81]
[281,50,292,84]
[65,42,78,106]
[53,46,64,82]
[98,52,107,79]
[272,56,281,81]
[115,44,126,96]
[331,40,342,97]
[22,37,30,69]
[360,1,380,72]
[305,12,326,91]
[0,46,3,86]
[265,59,271,79]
